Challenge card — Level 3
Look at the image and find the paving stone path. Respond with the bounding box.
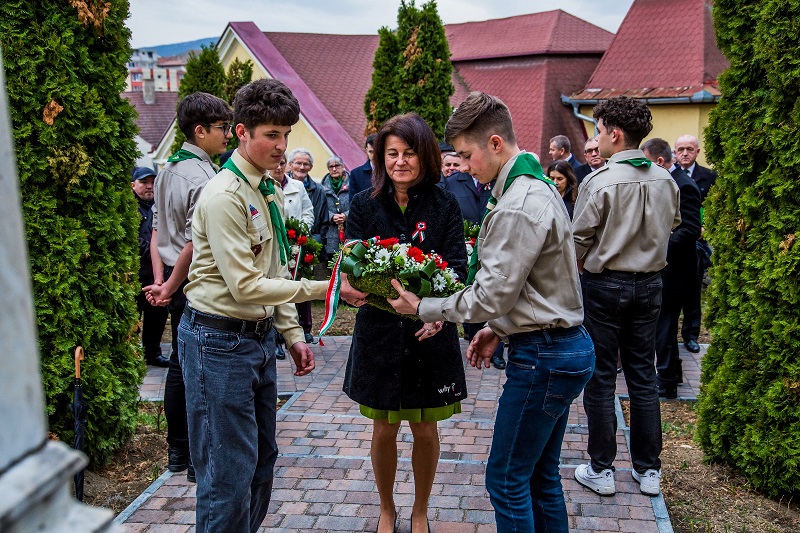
[122,337,705,532]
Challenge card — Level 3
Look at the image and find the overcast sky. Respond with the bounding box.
[128,0,635,48]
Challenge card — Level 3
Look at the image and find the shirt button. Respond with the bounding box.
[398,321,404,328]
[400,234,406,241]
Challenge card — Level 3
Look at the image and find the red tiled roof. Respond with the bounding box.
[571,0,728,100]
[158,54,189,67]
[122,91,179,148]
[447,10,614,61]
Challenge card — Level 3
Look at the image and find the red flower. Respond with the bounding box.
[433,255,448,269]
[378,237,399,248]
[303,253,314,264]
[287,229,297,240]
[408,246,426,263]
[297,235,307,245]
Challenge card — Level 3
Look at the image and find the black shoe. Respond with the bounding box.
[168,446,189,472]
[684,339,701,353]
[304,333,314,344]
[491,353,506,370]
[275,343,286,360]
[658,385,678,400]
[186,463,196,483]
[145,354,170,367]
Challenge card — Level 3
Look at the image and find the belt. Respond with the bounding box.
[585,269,660,280]
[508,326,581,344]
[184,307,273,336]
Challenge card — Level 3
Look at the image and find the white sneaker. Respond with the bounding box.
[574,463,616,495]
[632,469,661,496]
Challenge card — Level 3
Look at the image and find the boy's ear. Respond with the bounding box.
[488,134,503,153]
[193,123,207,139]
[235,123,247,140]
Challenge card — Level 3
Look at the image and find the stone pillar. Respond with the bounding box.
[0,51,120,532]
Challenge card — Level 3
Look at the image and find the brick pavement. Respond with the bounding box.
[122,337,705,532]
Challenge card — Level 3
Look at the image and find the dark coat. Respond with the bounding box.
[574,163,593,185]
[439,171,493,224]
[688,164,716,202]
[668,167,702,259]
[321,174,351,255]
[343,183,468,410]
[300,175,329,247]
[136,193,155,285]
[566,153,582,170]
[348,159,373,201]
[561,186,575,219]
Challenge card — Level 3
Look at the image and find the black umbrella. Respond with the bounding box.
[70,346,87,501]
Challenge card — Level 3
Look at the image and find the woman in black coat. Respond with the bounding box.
[548,159,578,219]
[341,113,467,533]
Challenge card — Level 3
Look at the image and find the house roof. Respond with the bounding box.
[446,10,614,61]
[122,91,179,148]
[570,0,728,101]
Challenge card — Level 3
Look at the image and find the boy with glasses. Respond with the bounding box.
[143,91,233,482]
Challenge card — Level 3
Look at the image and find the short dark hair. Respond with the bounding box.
[371,113,441,197]
[640,138,673,164]
[592,96,653,148]
[549,135,571,153]
[176,92,233,141]
[233,79,300,131]
[547,160,578,202]
[445,91,516,146]
[365,133,376,148]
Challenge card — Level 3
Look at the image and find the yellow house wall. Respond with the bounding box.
[221,41,335,181]
[578,103,715,167]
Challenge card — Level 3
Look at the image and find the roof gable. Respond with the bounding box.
[574,0,728,99]
[122,91,179,148]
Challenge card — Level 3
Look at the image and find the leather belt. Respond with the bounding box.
[184,307,273,336]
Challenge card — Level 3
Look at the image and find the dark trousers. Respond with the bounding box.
[464,322,505,359]
[581,270,662,474]
[296,301,312,334]
[680,244,704,341]
[164,266,189,451]
[136,290,168,359]
[657,250,698,387]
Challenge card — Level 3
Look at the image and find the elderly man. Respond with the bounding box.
[575,137,606,184]
[548,134,581,169]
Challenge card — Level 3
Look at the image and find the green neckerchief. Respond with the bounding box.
[221,157,291,265]
[466,153,553,284]
[167,148,202,163]
[616,157,652,168]
[327,174,344,194]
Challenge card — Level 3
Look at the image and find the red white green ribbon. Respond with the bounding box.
[318,237,377,336]
[291,245,302,280]
[412,221,427,242]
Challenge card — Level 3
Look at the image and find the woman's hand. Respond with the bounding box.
[340,272,369,307]
[415,321,444,341]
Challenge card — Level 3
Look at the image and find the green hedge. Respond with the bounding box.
[697,0,800,496]
[0,0,144,465]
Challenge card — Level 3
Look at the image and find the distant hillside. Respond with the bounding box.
[139,37,217,57]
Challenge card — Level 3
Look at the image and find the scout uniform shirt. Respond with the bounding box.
[572,149,681,274]
[419,152,584,338]
[184,150,328,347]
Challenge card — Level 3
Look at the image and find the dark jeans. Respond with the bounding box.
[487,326,594,532]
[178,308,278,533]
[164,266,189,451]
[136,290,168,359]
[463,322,505,359]
[581,270,663,474]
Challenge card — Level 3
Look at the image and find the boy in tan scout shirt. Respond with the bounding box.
[384,92,595,533]
[178,79,328,533]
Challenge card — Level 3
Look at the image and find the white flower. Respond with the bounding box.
[374,247,392,267]
[432,271,446,292]
[288,259,297,269]
[291,245,301,256]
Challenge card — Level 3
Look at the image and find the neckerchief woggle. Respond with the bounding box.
[221,157,291,265]
[466,153,554,284]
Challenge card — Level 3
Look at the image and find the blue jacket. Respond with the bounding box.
[439,171,494,224]
[348,159,373,201]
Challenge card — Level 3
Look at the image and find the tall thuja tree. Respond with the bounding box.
[170,45,227,153]
[697,0,800,496]
[364,27,401,135]
[0,0,143,464]
[395,0,453,139]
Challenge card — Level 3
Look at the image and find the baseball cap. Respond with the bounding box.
[131,166,157,182]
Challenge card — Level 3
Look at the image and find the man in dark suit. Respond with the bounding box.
[675,134,718,353]
[440,166,507,369]
[348,133,375,201]
[549,134,582,170]
[575,137,606,185]
[642,138,702,399]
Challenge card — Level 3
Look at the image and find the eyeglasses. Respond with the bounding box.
[327,164,342,169]
[206,123,233,134]
[584,147,600,154]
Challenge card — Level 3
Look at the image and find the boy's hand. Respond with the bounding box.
[288,341,315,376]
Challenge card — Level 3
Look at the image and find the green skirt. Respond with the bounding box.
[360,402,462,423]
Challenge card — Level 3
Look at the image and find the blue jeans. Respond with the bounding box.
[486,326,594,532]
[581,270,663,474]
[178,308,278,533]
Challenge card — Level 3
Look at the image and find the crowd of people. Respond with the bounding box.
[130,79,715,532]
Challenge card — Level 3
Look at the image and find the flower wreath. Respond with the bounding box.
[284,218,323,280]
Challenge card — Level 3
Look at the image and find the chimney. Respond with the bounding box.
[143,79,155,105]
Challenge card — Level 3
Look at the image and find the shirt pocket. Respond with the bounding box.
[247,215,272,247]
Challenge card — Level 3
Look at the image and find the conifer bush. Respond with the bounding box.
[697,0,800,496]
[0,0,144,465]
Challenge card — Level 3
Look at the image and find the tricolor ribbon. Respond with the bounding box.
[318,237,378,336]
[291,245,302,280]
[412,221,427,242]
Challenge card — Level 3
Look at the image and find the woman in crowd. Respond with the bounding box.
[341,113,468,533]
[321,156,350,259]
[548,159,578,219]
